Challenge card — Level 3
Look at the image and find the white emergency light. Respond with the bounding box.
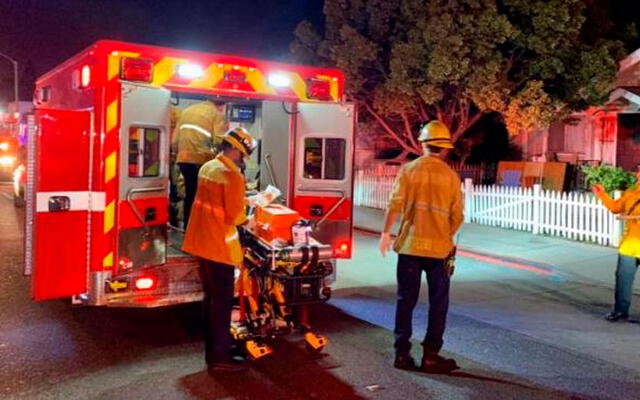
[81,65,91,87]
[177,64,204,79]
[268,73,291,88]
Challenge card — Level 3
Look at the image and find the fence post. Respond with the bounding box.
[612,190,623,247]
[463,178,473,223]
[532,184,542,235]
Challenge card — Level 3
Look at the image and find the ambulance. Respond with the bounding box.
[26,40,355,307]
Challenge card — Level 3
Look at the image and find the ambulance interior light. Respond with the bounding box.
[177,64,204,79]
[268,73,291,88]
[121,57,154,83]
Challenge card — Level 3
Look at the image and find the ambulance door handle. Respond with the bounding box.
[126,186,165,226]
[296,186,344,196]
[315,196,347,229]
[295,186,346,227]
[264,153,280,189]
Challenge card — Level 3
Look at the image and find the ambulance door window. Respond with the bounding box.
[303,137,346,180]
[325,138,346,180]
[128,126,161,177]
[303,138,322,179]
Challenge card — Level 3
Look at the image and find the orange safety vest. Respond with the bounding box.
[182,154,247,266]
[388,155,464,259]
[171,101,229,165]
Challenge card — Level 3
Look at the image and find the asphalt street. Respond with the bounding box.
[1,183,639,400]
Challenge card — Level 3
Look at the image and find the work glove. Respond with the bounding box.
[445,246,457,277]
[379,232,393,258]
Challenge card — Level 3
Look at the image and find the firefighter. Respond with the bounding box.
[171,100,229,228]
[592,165,640,322]
[182,127,256,373]
[379,120,463,373]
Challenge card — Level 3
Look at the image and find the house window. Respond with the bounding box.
[128,127,161,177]
[303,137,346,180]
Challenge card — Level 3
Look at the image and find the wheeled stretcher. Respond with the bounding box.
[231,225,334,359]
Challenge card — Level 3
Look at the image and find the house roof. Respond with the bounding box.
[608,87,640,108]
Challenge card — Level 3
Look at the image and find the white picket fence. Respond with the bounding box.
[354,169,623,247]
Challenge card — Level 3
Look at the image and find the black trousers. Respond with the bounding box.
[198,258,235,365]
[178,162,201,228]
[394,253,450,357]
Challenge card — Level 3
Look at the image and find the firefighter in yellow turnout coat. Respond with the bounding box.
[172,101,229,227]
[183,127,255,374]
[593,167,640,322]
[380,120,463,374]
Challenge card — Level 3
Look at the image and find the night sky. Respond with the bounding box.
[0,0,324,104]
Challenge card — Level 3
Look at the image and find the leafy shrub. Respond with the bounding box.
[582,164,637,193]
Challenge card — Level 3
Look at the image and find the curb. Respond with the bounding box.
[354,225,563,278]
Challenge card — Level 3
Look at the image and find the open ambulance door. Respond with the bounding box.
[293,103,356,258]
[28,109,93,300]
[117,83,171,269]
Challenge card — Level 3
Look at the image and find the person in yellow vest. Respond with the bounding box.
[171,100,229,228]
[379,120,463,373]
[592,165,640,322]
[183,127,256,374]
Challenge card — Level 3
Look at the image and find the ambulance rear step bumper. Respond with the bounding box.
[96,256,204,308]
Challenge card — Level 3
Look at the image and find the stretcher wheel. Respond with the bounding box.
[303,332,327,355]
[305,343,325,355]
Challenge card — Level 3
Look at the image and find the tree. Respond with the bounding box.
[291,0,625,156]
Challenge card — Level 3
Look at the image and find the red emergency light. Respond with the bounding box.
[307,78,332,101]
[224,69,246,83]
[121,57,154,83]
[134,276,157,291]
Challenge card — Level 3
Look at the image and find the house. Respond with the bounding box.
[516,48,640,171]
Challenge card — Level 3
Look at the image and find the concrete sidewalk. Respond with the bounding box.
[354,206,639,293]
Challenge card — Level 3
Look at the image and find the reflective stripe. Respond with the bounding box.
[415,202,451,216]
[36,191,105,212]
[193,200,225,219]
[180,123,212,138]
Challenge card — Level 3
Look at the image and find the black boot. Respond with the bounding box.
[394,354,417,370]
[605,312,629,322]
[420,353,459,374]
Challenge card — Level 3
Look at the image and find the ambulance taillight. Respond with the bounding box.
[120,57,154,83]
[335,241,351,258]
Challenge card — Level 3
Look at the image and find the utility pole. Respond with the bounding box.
[0,51,19,113]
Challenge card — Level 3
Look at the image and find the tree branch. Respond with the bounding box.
[452,111,483,142]
[363,103,421,155]
[401,112,421,152]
